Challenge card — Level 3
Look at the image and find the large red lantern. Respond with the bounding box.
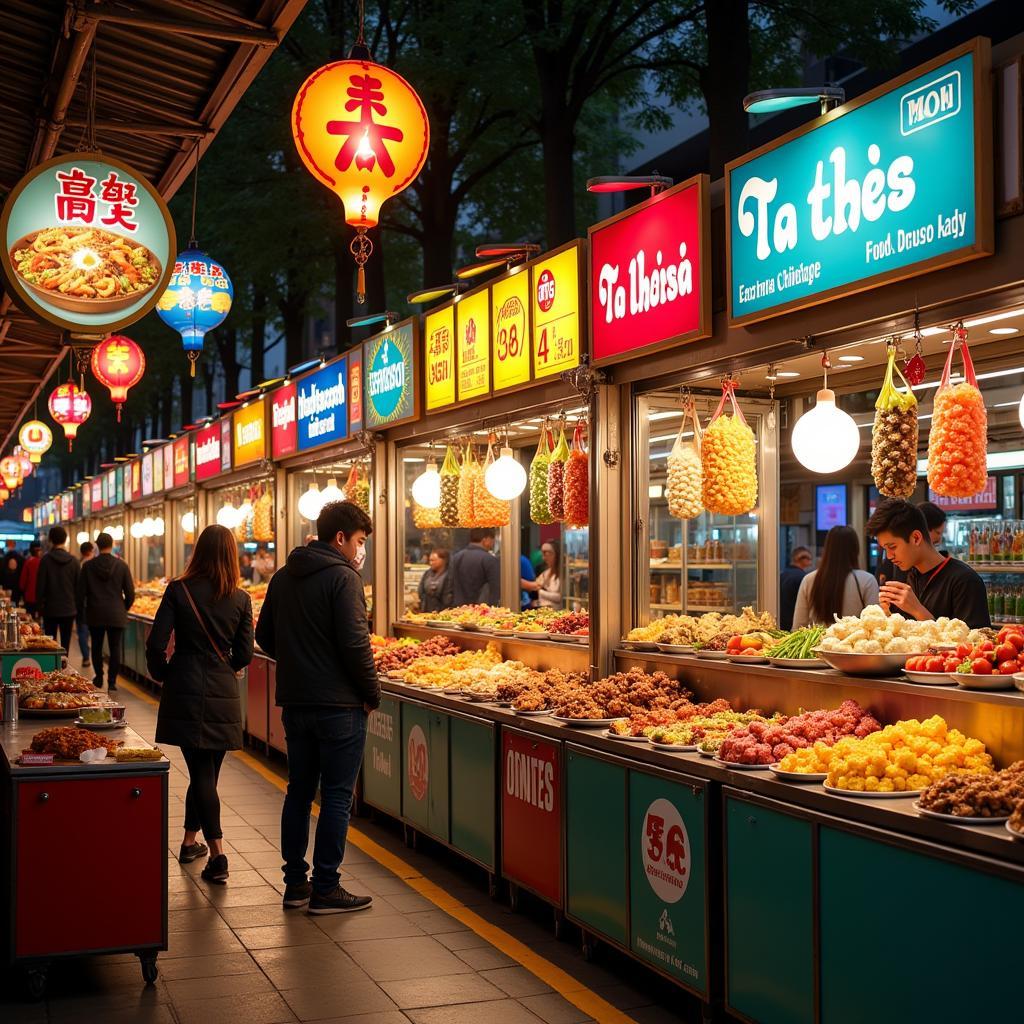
[91,334,145,421]
[48,381,92,451]
[292,59,429,301]
[0,457,23,492]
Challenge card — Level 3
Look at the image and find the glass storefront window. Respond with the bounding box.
[208,478,277,585]
[172,495,198,574]
[95,515,125,559]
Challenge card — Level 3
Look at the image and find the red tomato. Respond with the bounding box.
[944,657,962,672]
[971,657,994,675]
[727,635,742,652]
[956,644,973,660]
[999,660,1020,675]
[981,641,995,653]
[995,643,1017,663]
[1008,634,1024,652]
[925,656,945,673]
[906,656,921,671]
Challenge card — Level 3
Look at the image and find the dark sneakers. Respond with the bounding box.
[178,842,208,864]
[307,886,373,915]
[283,881,313,909]
[201,854,229,884]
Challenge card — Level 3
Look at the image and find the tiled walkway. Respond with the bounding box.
[2,657,695,1024]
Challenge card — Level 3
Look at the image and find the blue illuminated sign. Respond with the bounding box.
[297,359,348,451]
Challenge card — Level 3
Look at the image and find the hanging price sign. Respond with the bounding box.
[456,287,490,402]
[424,305,456,411]
[532,241,583,379]
[491,270,531,393]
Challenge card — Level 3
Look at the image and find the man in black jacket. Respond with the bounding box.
[255,501,378,915]
[77,532,135,692]
[37,526,79,652]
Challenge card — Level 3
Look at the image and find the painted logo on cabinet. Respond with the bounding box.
[641,797,690,904]
[407,724,428,802]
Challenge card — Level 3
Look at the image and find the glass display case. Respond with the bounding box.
[946,514,1024,623]
[128,505,165,582]
[208,477,277,585]
[171,494,198,575]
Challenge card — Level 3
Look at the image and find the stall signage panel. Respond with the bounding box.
[928,476,997,511]
[590,176,709,365]
[424,305,456,410]
[152,447,163,493]
[91,478,103,509]
[106,469,118,505]
[491,271,531,392]
[347,349,363,433]
[728,42,991,325]
[297,360,348,451]
[271,382,297,459]
[629,772,707,994]
[195,423,221,481]
[532,243,582,379]
[233,398,267,466]
[220,418,232,472]
[141,452,153,496]
[364,321,418,429]
[131,460,141,500]
[456,289,490,402]
[162,444,174,492]
[173,437,190,487]
[115,466,123,505]
[501,730,561,904]
[363,697,401,816]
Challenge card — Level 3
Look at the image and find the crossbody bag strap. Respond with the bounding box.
[179,581,229,665]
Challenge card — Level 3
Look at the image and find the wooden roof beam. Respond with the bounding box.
[80,4,279,47]
[64,117,213,139]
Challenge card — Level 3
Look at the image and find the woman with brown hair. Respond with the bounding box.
[792,525,879,629]
[148,525,254,884]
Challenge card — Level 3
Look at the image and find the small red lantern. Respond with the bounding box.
[12,447,33,480]
[0,457,23,492]
[91,335,145,422]
[48,381,92,451]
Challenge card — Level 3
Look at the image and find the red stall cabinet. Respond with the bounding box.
[1,721,169,996]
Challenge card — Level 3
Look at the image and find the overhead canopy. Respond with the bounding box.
[0,0,308,449]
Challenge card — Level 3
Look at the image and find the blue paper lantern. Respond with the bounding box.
[155,247,233,375]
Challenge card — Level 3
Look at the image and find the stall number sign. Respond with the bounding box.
[425,305,455,410]
[456,289,490,402]
[271,382,297,459]
[728,42,990,325]
[195,422,221,482]
[364,321,418,429]
[491,271,531,392]
[233,399,267,466]
[532,245,581,379]
[297,359,348,451]
[348,348,364,433]
[173,436,190,487]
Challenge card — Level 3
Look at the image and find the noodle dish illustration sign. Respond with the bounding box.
[0,152,175,333]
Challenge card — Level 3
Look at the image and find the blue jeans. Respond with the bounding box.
[281,707,367,894]
[77,619,90,662]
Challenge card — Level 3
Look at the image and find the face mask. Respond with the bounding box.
[352,547,367,571]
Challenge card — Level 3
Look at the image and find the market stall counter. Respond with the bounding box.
[0,720,168,995]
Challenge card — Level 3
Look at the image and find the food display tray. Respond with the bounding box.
[912,802,1009,825]
[954,673,1015,691]
[822,783,918,799]
[903,670,959,685]
[20,706,96,718]
[769,765,827,782]
[767,657,827,669]
[726,653,768,664]
[649,740,698,752]
[550,715,625,728]
[605,730,648,741]
[714,757,773,771]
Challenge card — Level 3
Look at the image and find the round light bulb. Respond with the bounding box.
[791,388,861,474]
[111,525,125,542]
[410,461,441,508]
[129,521,144,539]
[154,516,165,537]
[181,510,196,533]
[484,447,527,500]
[216,501,239,528]
[141,516,155,537]
[237,499,253,521]
[297,482,323,522]
[76,530,89,545]
[320,477,344,505]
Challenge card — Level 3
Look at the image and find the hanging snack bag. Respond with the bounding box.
[458,445,482,527]
[871,347,919,500]
[564,420,589,528]
[529,425,554,524]
[413,499,443,530]
[701,380,757,515]
[345,463,371,514]
[439,444,460,527]
[548,423,570,521]
[475,443,511,527]
[254,486,274,541]
[667,400,703,520]
[928,328,987,498]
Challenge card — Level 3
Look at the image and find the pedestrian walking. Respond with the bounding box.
[148,525,254,884]
[77,532,134,692]
[255,500,379,914]
[77,541,95,667]
[36,526,79,652]
[0,539,24,603]
[20,542,41,617]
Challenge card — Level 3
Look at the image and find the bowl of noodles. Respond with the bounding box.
[9,226,162,313]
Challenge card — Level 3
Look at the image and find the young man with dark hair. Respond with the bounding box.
[779,546,813,631]
[77,531,135,691]
[255,500,378,915]
[877,500,948,586]
[450,527,500,606]
[37,526,79,652]
[866,498,989,628]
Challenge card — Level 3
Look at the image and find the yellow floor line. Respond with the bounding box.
[120,678,638,1024]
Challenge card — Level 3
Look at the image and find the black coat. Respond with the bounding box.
[451,543,500,606]
[149,578,254,750]
[418,567,454,613]
[37,548,80,618]
[255,541,379,710]
[77,552,135,627]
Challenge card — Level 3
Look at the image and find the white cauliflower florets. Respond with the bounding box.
[854,639,883,653]
[845,629,867,645]
[884,636,910,653]
[860,605,887,622]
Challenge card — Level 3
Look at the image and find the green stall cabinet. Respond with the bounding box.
[449,715,495,870]
[725,793,815,1024]
[401,701,449,842]
[362,696,401,817]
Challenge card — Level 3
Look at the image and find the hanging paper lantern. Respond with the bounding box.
[292,59,429,301]
[18,420,52,464]
[12,447,33,480]
[156,248,233,376]
[91,335,146,421]
[48,381,92,451]
[0,457,23,492]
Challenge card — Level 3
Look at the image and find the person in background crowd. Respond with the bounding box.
[878,501,948,586]
[1,539,23,603]
[868,498,990,629]
[20,541,42,618]
[779,546,813,631]
[37,526,80,652]
[255,501,378,915]
[418,547,454,613]
[450,528,500,606]
[77,532,135,692]
[77,542,94,667]
[239,552,255,583]
[792,526,879,629]
[523,540,562,609]
[253,547,275,583]
[149,525,254,885]
[519,554,536,610]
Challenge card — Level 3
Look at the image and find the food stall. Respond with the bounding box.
[166,435,198,577]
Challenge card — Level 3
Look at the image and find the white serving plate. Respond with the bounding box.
[769,765,827,782]
[726,653,768,665]
[1006,821,1024,841]
[812,648,908,676]
[1013,673,1024,693]
[695,649,729,660]
[954,673,1014,691]
[622,640,659,651]
[513,708,550,717]
[512,631,550,640]
[606,730,648,742]
[767,656,828,669]
[714,757,773,771]
[74,719,127,730]
[912,801,1009,826]
[903,670,959,686]
[822,783,918,799]
[462,692,499,702]
[656,643,695,654]
[649,740,698,752]
[550,715,626,728]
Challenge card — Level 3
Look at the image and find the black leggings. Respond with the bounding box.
[181,746,226,842]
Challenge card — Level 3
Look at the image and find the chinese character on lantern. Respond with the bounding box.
[0,457,23,492]
[292,59,428,302]
[54,166,97,223]
[18,420,53,463]
[91,335,145,421]
[48,381,92,451]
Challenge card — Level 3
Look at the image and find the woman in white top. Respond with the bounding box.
[523,540,562,609]
[792,526,878,629]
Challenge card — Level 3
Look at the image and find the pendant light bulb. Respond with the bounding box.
[181,510,196,534]
[216,500,239,528]
[76,531,89,545]
[411,460,441,508]
[297,482,323,522]
[791,388,861,474]
[320,477,344,506]
[154,516,165,537]
[129,521,144,540]
[484,446,527,500]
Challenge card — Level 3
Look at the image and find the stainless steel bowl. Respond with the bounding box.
[812,648,909,676]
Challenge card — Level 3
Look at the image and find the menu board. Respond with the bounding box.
[456,288,490,403]
[531,242,582,379]
[220,418,232,473]
[424,305,456,411]
[297,359,348,452]
[491,270,531,393]
[106,469,118,506]
[91,477,103,509]
[233,398,267,466]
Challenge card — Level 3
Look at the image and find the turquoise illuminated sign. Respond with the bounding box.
[363,320,419,429]
[728,40,991,325]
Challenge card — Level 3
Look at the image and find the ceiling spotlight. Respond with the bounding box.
[456,257,514,281]
[216,400,241,412]
[407,282,467,304]
[743,86,845,115]
[775,371,801,378]
[586,174,672,195]
[141,438,169,448]
[991,327,1018,335]
[346,311,399,329]
[257,376,286,390]
[475,243,540,259]
[287,357,325,377]
[837,355,864,363]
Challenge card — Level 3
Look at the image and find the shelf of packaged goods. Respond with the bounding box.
[650,561,756,571]
[969,563,1024,572]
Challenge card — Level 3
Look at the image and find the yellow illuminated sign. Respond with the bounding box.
[456,288,490,402]
[531,243,581,379]
[491,270,531,392]
[424,305,456,410]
